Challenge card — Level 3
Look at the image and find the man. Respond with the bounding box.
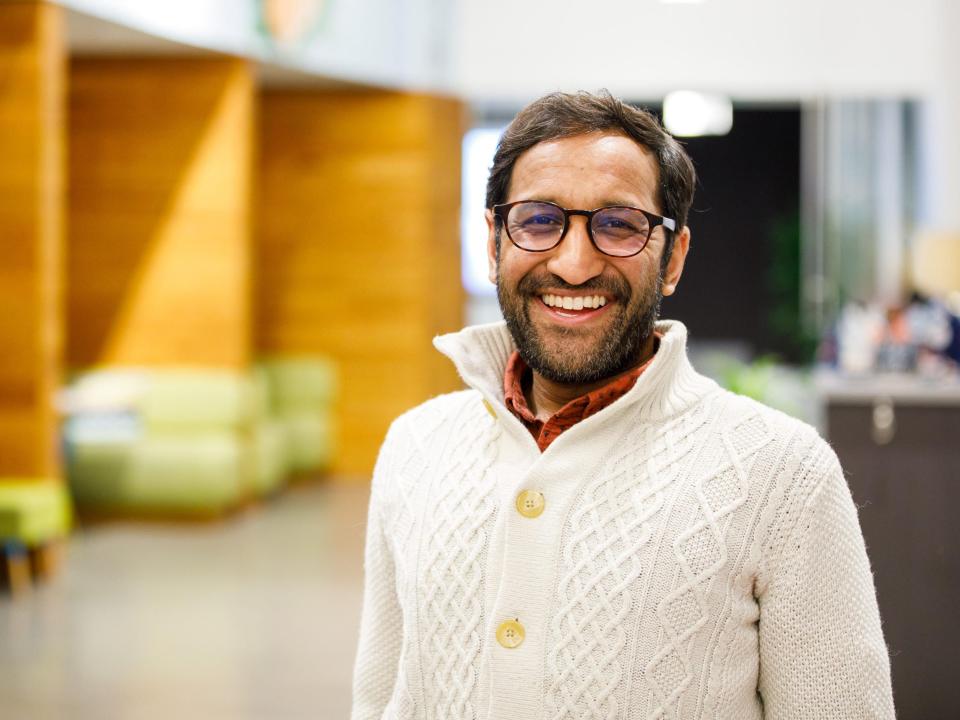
[353,91,894,720]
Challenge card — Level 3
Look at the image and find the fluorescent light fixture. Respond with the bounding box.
[663,91,733,137]
[658,0,707,4]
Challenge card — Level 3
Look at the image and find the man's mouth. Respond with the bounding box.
[540,294,607,311]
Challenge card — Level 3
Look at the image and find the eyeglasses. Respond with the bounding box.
[493,200,676,258]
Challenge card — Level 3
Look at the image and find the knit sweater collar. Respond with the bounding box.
[433,319,717,424]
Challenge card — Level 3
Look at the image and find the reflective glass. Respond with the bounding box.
[506,202,566,250]
[591,207,650,255]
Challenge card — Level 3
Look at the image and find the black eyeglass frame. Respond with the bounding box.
[493,200,677,258]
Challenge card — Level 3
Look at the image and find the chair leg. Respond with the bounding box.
[29,541,64,581]
[1,542,32,596]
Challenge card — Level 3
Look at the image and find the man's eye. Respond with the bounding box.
[597,217,638,232]
[525,215,560,225]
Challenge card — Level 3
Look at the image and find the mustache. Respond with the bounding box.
[515,271,631,300]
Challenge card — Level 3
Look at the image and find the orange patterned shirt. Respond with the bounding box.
[503,338,659,452]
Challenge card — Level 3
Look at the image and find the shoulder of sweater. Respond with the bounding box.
[385,388,485,444]
[372,389,486,508]
[715,391,850,583]
[711,388,844,501]
[714,387,832,457]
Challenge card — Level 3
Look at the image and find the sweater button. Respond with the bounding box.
[496,619,525,649]
[516,490,545,518]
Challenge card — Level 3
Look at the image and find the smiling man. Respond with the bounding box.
[352,91,894,720]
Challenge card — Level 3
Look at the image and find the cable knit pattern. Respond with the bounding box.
[545,403,710,720]
[419,399,500,718]
[352,321,895,720]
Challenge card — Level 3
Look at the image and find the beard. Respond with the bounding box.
[497,265,663,386]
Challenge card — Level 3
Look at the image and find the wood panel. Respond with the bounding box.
[258,91,465,475]
[0,1,65,478]
[68,57,253,370]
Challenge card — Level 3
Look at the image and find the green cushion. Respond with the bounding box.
[251,366,273,418]
[67,434,248,513]
[62,368,149,412]
[280,411,334,473]
[62,363,341,510]
[252,419,289,495]
[139,370,254,432]
[260,357,337,413]
[67,438,134,506]
[124,434,248,511]
[0,480,73,545]
[66,368,254,431]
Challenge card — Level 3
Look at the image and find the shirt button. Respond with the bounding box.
[516,490,545,518]
[496,619,525,649]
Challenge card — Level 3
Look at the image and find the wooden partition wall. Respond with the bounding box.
[68,57,253,370]
[0,1,64,479]
[258,91,466,475]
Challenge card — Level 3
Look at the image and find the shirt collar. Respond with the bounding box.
[433,319,717,426]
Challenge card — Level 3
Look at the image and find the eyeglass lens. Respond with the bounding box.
[505,202,651,256]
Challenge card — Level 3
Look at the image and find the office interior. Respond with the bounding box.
[1,1,958,717]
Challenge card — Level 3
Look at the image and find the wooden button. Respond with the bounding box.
[496,619,525,649]
[516,490,545,518]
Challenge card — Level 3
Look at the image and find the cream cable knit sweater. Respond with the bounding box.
[352,320,894,720]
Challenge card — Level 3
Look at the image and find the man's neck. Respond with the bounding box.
[525,333,657,421]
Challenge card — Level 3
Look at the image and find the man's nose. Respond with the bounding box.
[544,216,605,286]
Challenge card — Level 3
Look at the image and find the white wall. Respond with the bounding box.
[453,0,942,101]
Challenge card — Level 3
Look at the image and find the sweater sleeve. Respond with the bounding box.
[351,426,404,720]
[756,443,895,719]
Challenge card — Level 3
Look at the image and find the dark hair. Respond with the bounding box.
[486,90,696,260]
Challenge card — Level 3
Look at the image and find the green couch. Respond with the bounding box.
[63,359,336,515]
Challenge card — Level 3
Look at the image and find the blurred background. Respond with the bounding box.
[1,0,958,717]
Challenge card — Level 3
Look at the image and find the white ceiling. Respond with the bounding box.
[61,0,951,100]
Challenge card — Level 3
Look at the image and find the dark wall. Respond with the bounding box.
[660,107,802,358]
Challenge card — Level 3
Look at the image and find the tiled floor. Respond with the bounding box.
[0,481,370,720]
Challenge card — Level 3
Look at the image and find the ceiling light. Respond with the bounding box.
[662,91,733,137]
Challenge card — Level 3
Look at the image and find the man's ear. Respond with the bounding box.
[485,209,498,285]
[662,226,690,297]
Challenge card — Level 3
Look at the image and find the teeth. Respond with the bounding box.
[541,294,608,309]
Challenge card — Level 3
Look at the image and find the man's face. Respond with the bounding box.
[486,131,689,385]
